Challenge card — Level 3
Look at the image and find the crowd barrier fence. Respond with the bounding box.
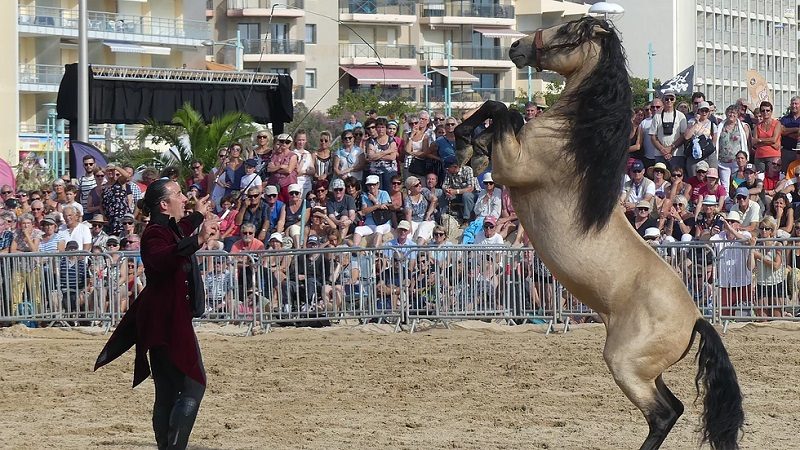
[2,240,800,333]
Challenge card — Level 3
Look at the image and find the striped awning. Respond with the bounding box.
[430,68,479,83]
[104,42,171,55]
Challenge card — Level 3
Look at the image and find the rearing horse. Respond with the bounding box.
[455,17,744,450]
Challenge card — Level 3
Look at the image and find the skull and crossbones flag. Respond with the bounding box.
[657,65,694,96]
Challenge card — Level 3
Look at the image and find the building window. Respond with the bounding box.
[305,69,317,88]
[305,24,317,44]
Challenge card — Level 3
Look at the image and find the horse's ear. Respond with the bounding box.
[592,25,610,37]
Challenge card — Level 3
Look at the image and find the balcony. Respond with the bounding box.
[421,1,515,26]
[339,43,417,66]
[226,0,305,18]
[241,39,305,63]
[18,5,210,46]
[339,0,417,24]
[428,87,516,104]
[19,64,65,93]
[345,86,418,101]
[421,44,515,68]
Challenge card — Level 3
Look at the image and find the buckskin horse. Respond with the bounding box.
[454,17,744,450]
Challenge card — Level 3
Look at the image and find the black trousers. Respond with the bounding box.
[149,346,205,450]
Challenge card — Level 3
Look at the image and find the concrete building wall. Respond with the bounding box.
[0,1,19,164]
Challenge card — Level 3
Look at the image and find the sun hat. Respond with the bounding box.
[405,176,420,189]
[725,210,742,223]
[397,220,411,231]
[646,162,671,181]
[701,195,718,205]
[644,227,660,239]
[636,200,652,209]
[365,175,380,185]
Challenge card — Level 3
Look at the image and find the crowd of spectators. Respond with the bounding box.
[4,93,800,321]
[627,89,800,318]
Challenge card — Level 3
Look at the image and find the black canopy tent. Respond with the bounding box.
[56,63,294,141]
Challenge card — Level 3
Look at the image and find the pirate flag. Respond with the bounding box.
[657,65,694,96]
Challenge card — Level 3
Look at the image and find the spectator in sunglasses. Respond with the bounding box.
[333,130,366,183]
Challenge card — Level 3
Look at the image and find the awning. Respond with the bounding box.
[431,68,479,83]
[341,66,430,86]
[104,42,171,56]
[474,27,526,39]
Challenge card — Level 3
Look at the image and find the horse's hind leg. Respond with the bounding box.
[605,359,684,450]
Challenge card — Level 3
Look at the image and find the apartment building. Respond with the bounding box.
[614,0,798,112]
[4,0,209,164]
[208,0,535,115]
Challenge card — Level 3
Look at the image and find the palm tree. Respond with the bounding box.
[128,103,257,186]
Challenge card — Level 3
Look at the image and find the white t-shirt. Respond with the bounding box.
[649,110,688,156]
[710,230,752,287]
[624,178,656,204]
[62,222,92,249]
[474,232,505,246]
[640,118,659,159]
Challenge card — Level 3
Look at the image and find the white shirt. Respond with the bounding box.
[240,173,263,191]
[475,232,505,246]
[649,109,688,156]
[730,201,761,227]
[710,230,752,287]
[61,222,92,249]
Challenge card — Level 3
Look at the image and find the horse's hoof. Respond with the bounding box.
[471,155,490,175]
[456,145,475,167]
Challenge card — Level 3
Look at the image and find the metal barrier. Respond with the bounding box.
[2,240,800,332]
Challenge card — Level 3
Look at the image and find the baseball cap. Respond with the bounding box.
[696,101,711,111]
[735,187,750,198]
[288,183,302,194]
[726,210,742,223]
[484,216,498,226]
[269,232,283,242]
[306,235,320,245]
[631,160,645,172]
[636,200,651,209]
[405,176,420,189]
[644,227,660,238]
[331,178,345,190]
[65,240,79,251]
[397,220,411,231]
[695,160,710,172]
[245,158,258,167]
[40,216,56,226]
[264,185,278,196]
[277,133,293,143]
[365,175,380,185]
[744,163,756,173]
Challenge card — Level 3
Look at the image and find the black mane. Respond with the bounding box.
[554,17,631,233]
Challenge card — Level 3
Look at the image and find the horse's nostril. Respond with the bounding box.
[511,40,520,49]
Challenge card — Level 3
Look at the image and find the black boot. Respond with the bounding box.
[166,397,200,449]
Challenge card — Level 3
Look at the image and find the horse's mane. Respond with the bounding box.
[554,17,631,233]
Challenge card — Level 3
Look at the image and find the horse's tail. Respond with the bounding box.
[693,318,744,449]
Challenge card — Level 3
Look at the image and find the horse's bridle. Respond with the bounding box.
[531,28,589,72]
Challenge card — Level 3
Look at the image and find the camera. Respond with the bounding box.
[662,121,675,135]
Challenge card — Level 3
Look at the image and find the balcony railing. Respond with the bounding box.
[18,5,210,41]
[428,87,515,103]
[19,64,65,86]
[346,86,417,100]
[421,1,514,18]
[227,0,304,8]
[339,43,417,59]
[339,0,417,15]
[422,45,510,61]
[241,39,305,55]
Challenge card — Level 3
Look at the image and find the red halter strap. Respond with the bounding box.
[532,29,545,72]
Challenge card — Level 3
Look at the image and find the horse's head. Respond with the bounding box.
[509,17,612,75]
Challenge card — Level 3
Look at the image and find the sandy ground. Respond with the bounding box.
[0,320,798,449]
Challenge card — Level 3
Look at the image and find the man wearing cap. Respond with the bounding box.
[441,161,478,224]
[474,216,505,245]
[710,210,753,317]
[39,214,67,253]
[779,96,800,172]
[686,160,710,206]
[383,220,417,262]
[235,186,276,245]
[89,214,111,250]
[649,89,688,169]
[326,178,355,242]
[354,175,392,247]
[729,186,761,232]
[621,160,655,214]
[240,158,263,192]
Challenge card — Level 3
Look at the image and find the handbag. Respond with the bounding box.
[408,157,430,176]
[685,121,716,162]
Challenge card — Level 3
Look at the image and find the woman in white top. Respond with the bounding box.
[292,130,316,197]
[751,215,786,318]
[716,104,750,194]
[684,102,717,177]
[333,130,366,182]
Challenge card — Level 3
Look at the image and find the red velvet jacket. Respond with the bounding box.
[94,211,206,387]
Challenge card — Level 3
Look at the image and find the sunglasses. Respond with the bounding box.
[445,122,457,126]
[761,109,771,113]
[84,162,94,166]
[257,135,268,139]
[413,183,421,188]
[637,207,650,212]
[650,106,663,110]
[218,154,228,158]
[107,242,120,247]
[290,192,301,196]
[267,194,277,198]
[485,181,494,185]
[320,138,330,142]
[434,117,445,121]
[433,232,445,237]
[316,188,327,192]
[392,181,402,185]
[334,188,344,192]
[759,226,773,231]
[241,231,255,235]
[671,173,682,177]
[0,191,11,195]
[736,195,748,200]
[410,121,419,125]
[484,224,495,229]
[343,136,354,140]
[354,133,363,137]
[278,139,291,144]
[123,220,134,225]
[247,194,260,198]
[663,98,675,102]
